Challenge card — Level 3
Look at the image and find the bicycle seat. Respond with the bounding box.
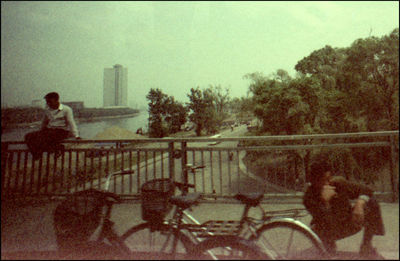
[170,192,202,210]
[234,192,263,207]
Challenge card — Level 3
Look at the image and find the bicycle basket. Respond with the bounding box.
[141,178,174,223]
[53,189,105,251]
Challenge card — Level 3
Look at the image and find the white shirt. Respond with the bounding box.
[42,103,79,138]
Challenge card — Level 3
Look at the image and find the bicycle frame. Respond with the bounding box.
[84,170,135,256]
[156,204,221,259]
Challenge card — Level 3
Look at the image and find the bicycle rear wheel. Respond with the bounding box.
[194,236,272,260]
[251,219,327,260]
[121,222,194,260]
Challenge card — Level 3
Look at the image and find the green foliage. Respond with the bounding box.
[208,85,231,115]
[246,70,321,135]
[294,28,399,132]
[245,28,399,185]
[186,86,231,136]
[187,87,214,136]
[229,96,254,122]
[165,97,188,134]
[342,28,399,130]
[147,88,169,138]
[146,88,187,138]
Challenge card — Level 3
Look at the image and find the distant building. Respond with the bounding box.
[103,64,128,107]
[31,99,44,108]
[102,106,130,109]
[63,101,84,110]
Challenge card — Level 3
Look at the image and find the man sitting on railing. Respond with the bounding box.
[24,92,80,160]
[303,156,385,259]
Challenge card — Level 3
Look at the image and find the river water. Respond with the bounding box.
[1,110,149,142]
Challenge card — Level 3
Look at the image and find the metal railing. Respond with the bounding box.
[1,131,398,202]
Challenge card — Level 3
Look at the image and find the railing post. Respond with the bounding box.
[389,135,398,202]
[168,142,175,181]
[1,143,9,197]
[181,141,188,195]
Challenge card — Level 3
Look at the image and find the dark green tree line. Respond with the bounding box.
[244,28,398,186]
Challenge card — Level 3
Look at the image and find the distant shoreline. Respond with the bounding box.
[77,112,140,123]
[5,113,141,129]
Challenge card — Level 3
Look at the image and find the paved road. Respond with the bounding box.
[95,124,274,197]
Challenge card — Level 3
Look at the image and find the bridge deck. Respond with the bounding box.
[1,200,398,260]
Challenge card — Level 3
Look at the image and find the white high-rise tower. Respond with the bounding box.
[103,64,128,107]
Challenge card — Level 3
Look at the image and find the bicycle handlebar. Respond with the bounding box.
[107,170,135,176]
[104,170,135,192]
[174,181,195,191]
[185,164,205,173]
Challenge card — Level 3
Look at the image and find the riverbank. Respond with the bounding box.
[1,106,140,130]
[4,113,141,130]
[77,112,140,123]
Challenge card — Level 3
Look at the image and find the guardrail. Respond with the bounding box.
[1,131,398,202]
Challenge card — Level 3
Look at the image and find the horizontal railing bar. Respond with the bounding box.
[5,148,169,153]
[4,141,392,153]
[2,130,398,145]
[186,142,391,151]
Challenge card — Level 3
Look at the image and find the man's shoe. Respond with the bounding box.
[360,245,385,259]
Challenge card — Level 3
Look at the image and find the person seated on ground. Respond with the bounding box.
[303,157,385,259]
[24,92,80,160]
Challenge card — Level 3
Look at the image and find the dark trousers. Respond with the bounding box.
[313,198,385,247]
[25,128,70,159]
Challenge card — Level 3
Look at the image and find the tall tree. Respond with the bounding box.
[187,87,216,136]
[208,85,231,115]
[343,28,399,130]
[147,88,169,138]
[147,89,188,137]
[246,70,319,135]
[165,97,188,134]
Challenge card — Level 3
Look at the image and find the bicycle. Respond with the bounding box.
[53,169,135,259]
[53,168,268,260]
[120,164,270,260]
[123,164,329,260]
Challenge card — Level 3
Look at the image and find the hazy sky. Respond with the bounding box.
[1,1,398,108]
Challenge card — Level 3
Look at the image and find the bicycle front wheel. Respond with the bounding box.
[251,219,327,260]
[194,236,272,260]
[121,222,194,260]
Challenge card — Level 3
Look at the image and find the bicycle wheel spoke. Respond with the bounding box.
[254,220,325,260]
[285,227,295,257]
[259,233,279,258]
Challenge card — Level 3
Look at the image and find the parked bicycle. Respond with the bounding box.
[53,169,135,259]
[122,164,329,260]
[53,167,268,260]
[121,164,269,259]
